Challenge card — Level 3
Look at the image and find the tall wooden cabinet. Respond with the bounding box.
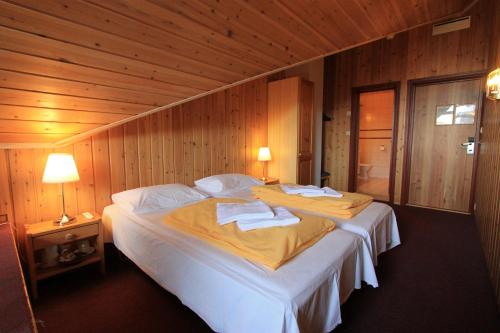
[268,77,314,185]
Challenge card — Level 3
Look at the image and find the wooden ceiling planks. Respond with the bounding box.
[0,0,472,146]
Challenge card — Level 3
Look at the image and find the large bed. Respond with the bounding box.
[102,200,378,333]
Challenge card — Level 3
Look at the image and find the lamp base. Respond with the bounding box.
[53,213,76,226]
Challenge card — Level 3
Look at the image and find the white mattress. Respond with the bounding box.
[102,202,378,333]
[213,188,401,265]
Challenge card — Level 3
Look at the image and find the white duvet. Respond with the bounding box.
[103,202,378,333]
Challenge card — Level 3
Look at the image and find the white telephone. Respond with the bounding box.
[82,212,94,219]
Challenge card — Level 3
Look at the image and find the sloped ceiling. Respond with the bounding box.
[0,0,473,146]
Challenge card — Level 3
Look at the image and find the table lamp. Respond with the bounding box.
[42,153,80,226]
[257,147,271,181]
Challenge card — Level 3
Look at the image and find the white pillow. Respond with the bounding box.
[194,174,263,194]
[111,184,208,214]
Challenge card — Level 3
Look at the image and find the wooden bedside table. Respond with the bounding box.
[263,178,279,185]
[24,213,105,299]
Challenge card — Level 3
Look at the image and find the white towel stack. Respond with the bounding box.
[216,200,274,225]
[236,207,300,231]
[280,184,343,198]
[280,184,323,194]
[301,187,343,198]
[216,201,300,231]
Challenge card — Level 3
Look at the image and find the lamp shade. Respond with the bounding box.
[257,147,271,162]
[42,153,80,183]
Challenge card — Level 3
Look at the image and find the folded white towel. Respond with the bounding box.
[301,187,343,198]
[280,184,323,194]
[236,207,300,231]
[216,200,274,225]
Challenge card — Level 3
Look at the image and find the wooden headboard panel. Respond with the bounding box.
[0,78,267,245]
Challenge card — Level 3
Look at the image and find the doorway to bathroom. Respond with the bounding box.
[349,83,399,202]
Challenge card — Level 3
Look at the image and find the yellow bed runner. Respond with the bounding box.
[252,185,373,219]
[163,198,335,270]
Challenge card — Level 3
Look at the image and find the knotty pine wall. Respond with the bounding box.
[474,0,500,309]
[0,78,267,246]
[323,0,493,203]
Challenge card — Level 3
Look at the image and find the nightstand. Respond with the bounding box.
[263,177,279,185]
[24,213,105,299]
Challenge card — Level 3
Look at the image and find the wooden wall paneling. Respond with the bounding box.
[123,120,140,190]
[244,82,257,175]
[0,150,15,230]
[0,105,130,124]
[8,149,39,238]
[3,78,269,258]
[182,104,195,186]
[155,0,306,64]
[73,139,96,213]
[474,0,500,310]
[172,106,185,184]
[0,1,242,83]
[92,0,280,69]
[0,0,473,145]
[323,1,491,202]
[32,149,59,223]
[211,91,226,174]
[108,126,126,195]
[201,97,212,178]
[0,119,98,135]
[14,0,264,76]
[0,48,203,97]
[150,112,165,185]
[138,116,153,187]
[255,77,268,175]
[235,85,246,174]
[192,99,204,182]
[239,84,248,174]
[0,88,148,115]
[162,109,175,184]
[244,81,257,176]
[92,131,112,212]
[0,69,166,107]
[225,86,236,173]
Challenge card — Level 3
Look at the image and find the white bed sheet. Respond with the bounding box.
[213,188,401,265]
[102,202,378,333]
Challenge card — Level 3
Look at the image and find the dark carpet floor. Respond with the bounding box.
[32,206,500,333]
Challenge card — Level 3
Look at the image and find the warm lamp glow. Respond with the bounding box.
[42,153,80,225]
[486,68,500,100]
[257,147,272,162]
[42,153,80,183]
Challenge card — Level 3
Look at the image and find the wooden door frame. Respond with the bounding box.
[348,82,400,203]
[400,71,487,212]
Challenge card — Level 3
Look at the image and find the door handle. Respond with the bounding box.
[460,142,475,155]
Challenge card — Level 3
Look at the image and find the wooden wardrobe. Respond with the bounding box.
[268,76,314,185]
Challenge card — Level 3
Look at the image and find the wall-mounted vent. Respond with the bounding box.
[432,16,471,36]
